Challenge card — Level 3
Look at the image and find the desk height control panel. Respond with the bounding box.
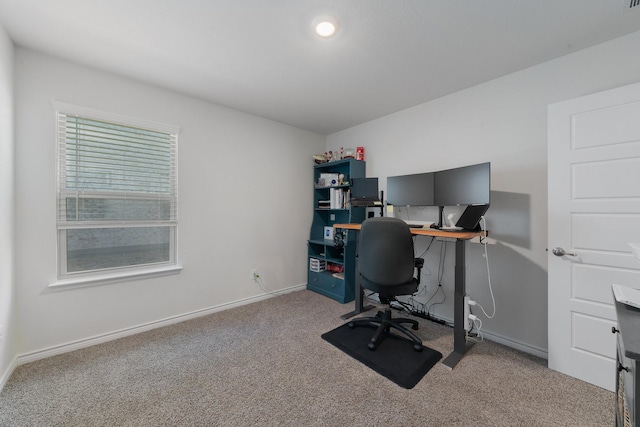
[307,159,366,303]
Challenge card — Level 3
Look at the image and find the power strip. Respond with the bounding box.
[464,295,471,331]
[411,310,446,325]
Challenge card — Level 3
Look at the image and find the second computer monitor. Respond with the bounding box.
[386,172,435,206]
[434,162,490,206]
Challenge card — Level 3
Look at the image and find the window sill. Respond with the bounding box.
[48,265,183,290]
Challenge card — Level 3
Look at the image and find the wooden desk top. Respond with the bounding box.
[333,223,486,240]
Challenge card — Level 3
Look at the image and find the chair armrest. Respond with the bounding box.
[414,257,424,284]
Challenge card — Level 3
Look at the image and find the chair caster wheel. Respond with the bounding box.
[368,342,377,351]
[413,344,423,352]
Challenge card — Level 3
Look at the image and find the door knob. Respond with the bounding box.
[552,247,577,257]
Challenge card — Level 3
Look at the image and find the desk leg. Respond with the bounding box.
[442,238,474,369]
[340,230,374,320]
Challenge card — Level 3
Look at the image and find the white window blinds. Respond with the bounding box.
[57,114,178,227]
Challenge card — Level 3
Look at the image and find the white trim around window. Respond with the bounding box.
[51,101,181,287]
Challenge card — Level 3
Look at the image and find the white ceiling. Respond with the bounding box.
[1,0,640,135]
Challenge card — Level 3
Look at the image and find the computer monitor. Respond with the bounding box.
[434,162,490,206]
[351,178,379,202]
[386,172,435,206]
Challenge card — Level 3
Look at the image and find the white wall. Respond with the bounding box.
[11,29,640,365]
[0,23,16,387]
[14,48,324,357]
[328,31,640,355]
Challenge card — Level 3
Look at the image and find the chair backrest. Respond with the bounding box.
[358,217,416,291]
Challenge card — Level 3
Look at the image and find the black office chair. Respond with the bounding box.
[348,217,425,352]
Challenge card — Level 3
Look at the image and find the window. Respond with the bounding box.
[56,104,178,280]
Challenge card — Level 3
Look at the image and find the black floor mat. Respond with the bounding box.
[321,323,442,389]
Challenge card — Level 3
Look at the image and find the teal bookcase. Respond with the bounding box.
[307,159,365,303]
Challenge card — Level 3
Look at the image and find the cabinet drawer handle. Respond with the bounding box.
[617,363,629,373]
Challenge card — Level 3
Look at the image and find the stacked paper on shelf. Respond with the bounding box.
[330,188,345,209]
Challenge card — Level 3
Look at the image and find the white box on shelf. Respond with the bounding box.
[324,226,335,240]
[320,173,339,187]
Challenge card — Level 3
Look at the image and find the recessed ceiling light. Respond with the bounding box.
[315,20,336,37]
[313,15,338,38]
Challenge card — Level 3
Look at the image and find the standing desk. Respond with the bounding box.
[333,223,486,369]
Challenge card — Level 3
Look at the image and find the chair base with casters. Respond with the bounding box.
[348,303,423,352]
[347,217,426,353]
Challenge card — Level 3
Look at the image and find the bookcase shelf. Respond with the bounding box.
[307,159,365,303]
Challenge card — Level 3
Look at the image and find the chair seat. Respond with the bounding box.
[361,277,419,298]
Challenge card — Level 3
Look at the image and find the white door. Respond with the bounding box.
[548,82,640,391]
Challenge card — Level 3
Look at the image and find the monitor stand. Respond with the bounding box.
[437,206,444,229]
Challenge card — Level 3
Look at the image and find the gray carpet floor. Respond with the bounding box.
[0,290,613,426]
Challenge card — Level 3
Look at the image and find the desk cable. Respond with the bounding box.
[408,236,435,309]
[416,235,436,258]
[466,216,495,341]
[411,237,447,315]
[428,239,448,312]
[468,216,495,319]
[254,274,288,296]
[407,239,448,322]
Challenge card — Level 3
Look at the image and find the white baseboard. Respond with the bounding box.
[0,356,18,392]
[426,313,548,360]
[17,284,306,366]
[478,329,548,360]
